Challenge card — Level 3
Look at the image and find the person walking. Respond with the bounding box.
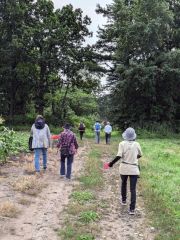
[108,127,142,215]
[104,121,112,144]
[30,115,51,173]
[57,123,78,179]
[78,122,86,140]
[93,120,101,144]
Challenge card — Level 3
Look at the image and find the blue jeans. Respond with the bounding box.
[95,131,100,143]
[34,148,47,172]
[60,154,74,179]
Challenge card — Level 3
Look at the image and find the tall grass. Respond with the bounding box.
[140,138,180,240]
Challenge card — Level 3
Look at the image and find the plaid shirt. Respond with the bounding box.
[57,129,78,155]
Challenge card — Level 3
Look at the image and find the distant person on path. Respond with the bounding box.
[108,127,142,215]
[30,115,51,173]
[104,121,112,144]
[93,120,101,144]
[78,122,86,140]
[57,123,78,180]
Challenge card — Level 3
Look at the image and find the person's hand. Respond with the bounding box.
[108,162,113,167]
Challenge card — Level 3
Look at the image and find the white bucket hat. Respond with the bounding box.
[122,127,136,141]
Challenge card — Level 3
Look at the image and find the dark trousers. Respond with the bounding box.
[60,154,74,179]
[79,131,84,140]
[105,133,111,144]
[120,175,138,210]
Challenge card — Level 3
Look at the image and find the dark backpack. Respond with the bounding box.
[60,135,74,156]
[79,123,85,131]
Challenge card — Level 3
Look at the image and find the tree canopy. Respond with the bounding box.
[96,0,180,130]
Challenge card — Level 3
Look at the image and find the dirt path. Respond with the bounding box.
[97,149,156,240]
[0,143,87,240]
[0,140,156,240]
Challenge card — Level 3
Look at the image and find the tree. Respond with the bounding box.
[96,0,180,130]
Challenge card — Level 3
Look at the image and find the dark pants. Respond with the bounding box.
[105,133,111,144]
[60,154,74,179]
[79,131,84,140]
[120,175,138,211]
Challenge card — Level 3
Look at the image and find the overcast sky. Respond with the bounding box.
[52,0,113,44]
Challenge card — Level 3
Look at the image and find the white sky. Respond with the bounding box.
[52,0,113,44]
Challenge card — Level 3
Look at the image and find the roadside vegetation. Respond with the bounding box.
[140,138,180,240]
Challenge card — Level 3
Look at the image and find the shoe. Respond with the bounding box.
[60,175,65,178]
[128,209,135,215]
[120,201,127,206]
[66,177,72,181]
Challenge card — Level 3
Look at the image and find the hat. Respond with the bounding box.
[122,127,136,141]
[64,123,70,129]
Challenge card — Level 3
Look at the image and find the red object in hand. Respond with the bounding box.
[103,162,110,170]
[51,135,59,140]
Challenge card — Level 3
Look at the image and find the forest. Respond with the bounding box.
[0,0,179,132]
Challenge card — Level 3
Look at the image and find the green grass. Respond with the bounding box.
[58,141,104,240]
[139,138,180,240]
[79,149,103,188]
[71,191,95,203]
[79,211,100,224]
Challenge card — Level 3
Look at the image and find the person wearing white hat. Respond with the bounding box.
[108,127,142,215]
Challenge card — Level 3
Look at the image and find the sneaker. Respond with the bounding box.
[128,209,135,215]
[66,177,72,181]
[60,175,65,178]
[120,201,127,206]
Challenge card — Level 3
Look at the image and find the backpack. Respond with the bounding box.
[60,135,74,156]
[79,123,85,131]
[95,123,101,131]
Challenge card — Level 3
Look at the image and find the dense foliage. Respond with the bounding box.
[96,0,180,131]
[0,0,101,125]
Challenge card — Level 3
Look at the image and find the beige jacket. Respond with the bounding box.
[117,141,142,175]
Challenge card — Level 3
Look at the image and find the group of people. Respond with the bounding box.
[78,120,112,144]
[30,115,142,215]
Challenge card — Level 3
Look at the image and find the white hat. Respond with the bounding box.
[122,127,136,141]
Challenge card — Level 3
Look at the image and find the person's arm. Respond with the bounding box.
[74,136,79,149]
[46,125,51,147]
[57,134,62,148]
[109,142,123,167]
[137,143,143,159]
[30,125,33,136]
[109,156,121,167]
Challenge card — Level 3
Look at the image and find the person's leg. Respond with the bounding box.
[120,175,128,203]
[129,175,138,211]
[108,133,111,144]
[80,131,83,140]
[42,148,47,169]
[60,154,66,176]
[34,148,40,172]
[95,131,98,143]
[66,155,74,179]
[97,132,100,143]
[105,133,108,144]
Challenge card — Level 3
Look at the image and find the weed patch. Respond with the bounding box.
[12,176,44,195]
[79,211,100,224]
[71,191,95,203]
[0,201,19,218]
